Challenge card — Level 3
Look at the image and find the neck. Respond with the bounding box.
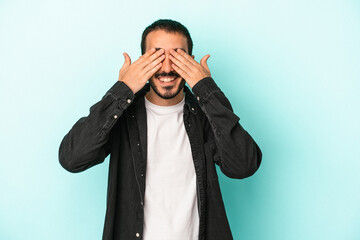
[145,88,184,106]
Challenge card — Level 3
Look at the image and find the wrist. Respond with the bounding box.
[118,80,136,94]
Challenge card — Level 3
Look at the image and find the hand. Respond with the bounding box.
[118,48,165,94]
[169,48,211,88]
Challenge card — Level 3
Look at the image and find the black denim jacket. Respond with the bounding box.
[59,77,262,240]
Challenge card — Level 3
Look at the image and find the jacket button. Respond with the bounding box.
[197,96,200,101]
[136,232,140,237]
[127,99,132,104]
[113,114,118,119]
[191,107,195,111]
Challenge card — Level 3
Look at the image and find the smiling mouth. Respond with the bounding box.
[157,76,178,82]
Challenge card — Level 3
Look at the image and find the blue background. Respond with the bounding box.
[1,0,359,239]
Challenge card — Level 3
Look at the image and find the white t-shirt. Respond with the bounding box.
[143,95,199,240]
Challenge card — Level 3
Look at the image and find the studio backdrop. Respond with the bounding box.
[0,0,359,239]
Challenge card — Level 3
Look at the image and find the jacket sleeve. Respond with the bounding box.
[58,81,135,173]
[192,77,262,179]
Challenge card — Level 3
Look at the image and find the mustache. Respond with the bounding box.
[155,71,180,78]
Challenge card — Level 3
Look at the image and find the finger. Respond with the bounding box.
[170,50,197,73]
[169,54,192,73]
[172,48,197,67]
[200,54,210,72]
[140,49,165,69]
[144,62,163,79]
[172,63,190,80]
[138,47,157,63]
[123,52,131,66]
[142,53,165,75]
[119,53,131,73]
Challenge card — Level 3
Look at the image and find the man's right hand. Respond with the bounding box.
[118,48,165,94]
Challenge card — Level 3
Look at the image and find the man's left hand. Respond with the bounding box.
[169,49,211,88]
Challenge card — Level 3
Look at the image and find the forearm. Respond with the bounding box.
[192,77,262,179]
[58,81,135,173]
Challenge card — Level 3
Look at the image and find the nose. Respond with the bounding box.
[160,53,174,73]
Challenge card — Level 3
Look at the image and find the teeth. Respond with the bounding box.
[158,77,176,82]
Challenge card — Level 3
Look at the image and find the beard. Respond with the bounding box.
[149,71,186,99]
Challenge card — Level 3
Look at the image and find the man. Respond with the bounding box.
[59,19,262,240]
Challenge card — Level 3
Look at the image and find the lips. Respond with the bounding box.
[158,76,177,83]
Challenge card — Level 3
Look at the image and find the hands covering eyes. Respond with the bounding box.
[118,48,211,94]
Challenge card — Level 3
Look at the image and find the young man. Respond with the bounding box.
[59,19,262,240]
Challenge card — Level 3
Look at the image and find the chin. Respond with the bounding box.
[149,77,186,100]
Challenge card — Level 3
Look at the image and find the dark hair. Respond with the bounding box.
[141,19,193,55]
